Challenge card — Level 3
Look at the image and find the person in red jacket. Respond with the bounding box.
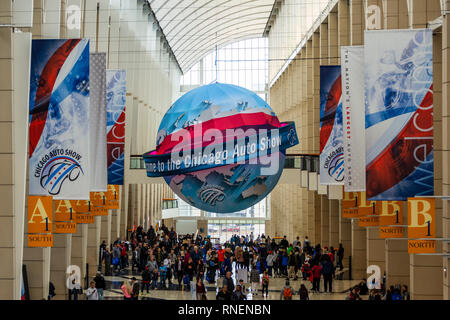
[120,244,128,270]
[311,263,322,293]
[217,246,225,276]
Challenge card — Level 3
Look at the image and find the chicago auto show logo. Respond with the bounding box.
[35,149,84,195]
[324,146,344,182]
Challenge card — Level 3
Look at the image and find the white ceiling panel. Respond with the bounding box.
[147,0,275,73]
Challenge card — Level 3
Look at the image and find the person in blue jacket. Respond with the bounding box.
[281,251,289,276]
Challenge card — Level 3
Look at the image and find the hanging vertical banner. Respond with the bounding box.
[365,29,433,200]
[378,201,404,238]
[89,53,108,191]
[106,70,126,185]
[341,46,366,192]
[106,184,120,209]
[407,198,436,253]
[27,196,53,247]
[342,191,359,218]
[320,66,344,185]
[28,39,90,200]
[54,200,77,233]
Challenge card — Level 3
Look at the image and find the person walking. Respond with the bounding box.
[321,255,335,293]
[104,247,112,276]
[112,243,121,272]
[196,278,206,300]
[288,250,296,279]
[250,263,260,296]
[141,266,151,294]
[337,243,344,270]
[261,271,269,297]
[67,270,79,300]
[93,271,106,300]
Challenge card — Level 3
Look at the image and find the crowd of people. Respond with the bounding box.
[66,224,410,301]
[345,280,410,301]
[93,224,351,300]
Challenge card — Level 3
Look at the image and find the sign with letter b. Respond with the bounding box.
[407,198,435,253]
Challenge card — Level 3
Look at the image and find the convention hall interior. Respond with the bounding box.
[1,0,450,301]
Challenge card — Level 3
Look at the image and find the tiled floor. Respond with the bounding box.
[103,264,362,301]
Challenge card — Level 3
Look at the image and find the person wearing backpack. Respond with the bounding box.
[261,271,270,297]
[280,280,294,300]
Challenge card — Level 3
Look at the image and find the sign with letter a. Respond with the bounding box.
[54,200,77,234]
[106,185,120,209]
[28,196,53,247]
[407,198,436,253]
[90,192,108,216]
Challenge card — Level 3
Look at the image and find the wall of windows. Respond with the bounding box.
[205,198,266,219]
[180,37,269,99]
[207,220,266,244]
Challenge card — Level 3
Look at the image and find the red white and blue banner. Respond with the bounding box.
[365,29,433,200]
[89,53,107,191]
[106,70,126,185]
[320,66,344,185]
[29,39,90,200]
[341,46,366,192]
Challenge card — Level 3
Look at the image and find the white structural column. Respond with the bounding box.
[443,0,450,300]
[22,0,63,300]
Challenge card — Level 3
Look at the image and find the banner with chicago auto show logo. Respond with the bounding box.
[106,70,126,185]
[320,66,344,185]
[365,29,433,200]
[28,39,90,200]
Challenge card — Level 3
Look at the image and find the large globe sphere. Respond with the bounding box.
[156,83,286,213]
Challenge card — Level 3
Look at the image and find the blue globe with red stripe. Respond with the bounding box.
[154,83,288,213]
